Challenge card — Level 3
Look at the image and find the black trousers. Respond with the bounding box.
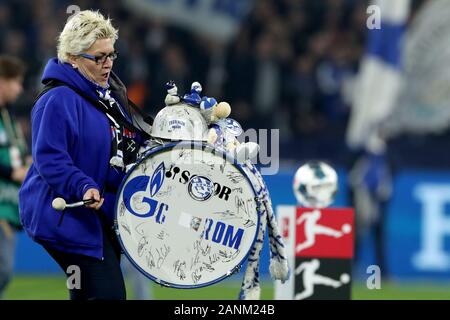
[43,224,126,300]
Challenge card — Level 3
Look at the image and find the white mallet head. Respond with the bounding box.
[52,197,66,211]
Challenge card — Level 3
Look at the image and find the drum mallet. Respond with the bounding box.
[52,197,98,227]
[52,197,97,211]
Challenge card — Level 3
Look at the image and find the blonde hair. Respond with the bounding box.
[57,10,118,62]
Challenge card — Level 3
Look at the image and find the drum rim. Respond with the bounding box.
[114,141,261,289]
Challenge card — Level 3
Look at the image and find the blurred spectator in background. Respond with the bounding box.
[0,55,29,298]
[251,31,283,130]
[345,0,427,276]
[285,53,320,137]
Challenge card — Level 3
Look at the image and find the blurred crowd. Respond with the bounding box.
[0,0,370,164]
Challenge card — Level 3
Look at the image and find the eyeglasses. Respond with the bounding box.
[79,51,118,65]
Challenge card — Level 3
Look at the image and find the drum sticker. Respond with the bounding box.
[188,175,214,201]
[178,212,192,228]
[178,211,203,232]
[191,217,202,231]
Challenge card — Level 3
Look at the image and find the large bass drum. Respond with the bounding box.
[115,141,260,288]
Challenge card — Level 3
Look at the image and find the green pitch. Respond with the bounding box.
[4,275,450,300]
[3,275,273,300]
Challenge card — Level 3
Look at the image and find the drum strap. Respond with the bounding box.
[34,78,153,130]
[34,79,152,139]
[34,78,153,171]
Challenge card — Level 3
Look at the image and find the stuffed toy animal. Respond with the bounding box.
[182,81,203,106]
[164,80,180,105]
[199,96,231,124]
[208,117,260,164]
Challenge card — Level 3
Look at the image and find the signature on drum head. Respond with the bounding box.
[219,249,240,262]
[227,171,245,184]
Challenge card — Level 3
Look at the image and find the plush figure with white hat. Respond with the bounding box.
[182,81,203,106]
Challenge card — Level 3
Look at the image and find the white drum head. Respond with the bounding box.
[115,142,260,288]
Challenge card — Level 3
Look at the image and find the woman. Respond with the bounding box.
[19,10,150,300]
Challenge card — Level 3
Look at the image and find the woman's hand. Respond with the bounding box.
[83,188,104,210]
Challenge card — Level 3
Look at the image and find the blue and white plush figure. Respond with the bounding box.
[200,96,217,111]
[208,117,259,164]
[164,80,180,105]
[181,81,203,106]
[164,81,231,124]
[191,81,202,94]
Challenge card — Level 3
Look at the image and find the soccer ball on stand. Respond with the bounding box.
[293,161,338,208]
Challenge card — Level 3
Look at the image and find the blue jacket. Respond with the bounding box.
[19,58,128,259]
